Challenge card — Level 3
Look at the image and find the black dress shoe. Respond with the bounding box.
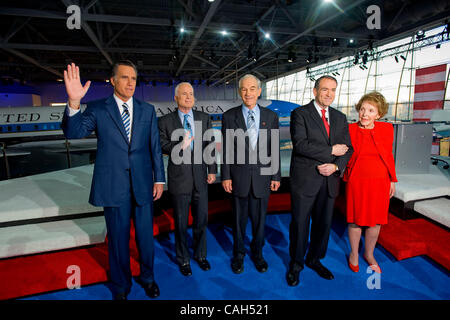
[286,269,300,287]
[179,263,193,276]
[305,260,334,280]
[231,258,244,274]
[113,292,128,300]
[144,281,160,299]
[252,257,268,273]
[194,258,211,271]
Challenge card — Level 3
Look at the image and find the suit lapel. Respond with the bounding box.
[329,107,337,144]
[307,102,329,142]
[130,98,143,147]
[173,109,184,130]
[105,95,129,144]
[234,106,247,130]
[259,107,269,142]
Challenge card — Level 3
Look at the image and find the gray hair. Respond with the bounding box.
[239,74,261,89]
[314,75,338,90]
[174,82,194,97]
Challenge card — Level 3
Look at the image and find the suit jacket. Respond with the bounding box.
[343,121,397,183]
[158,109,217,195]
[61,95,165,207]
[289,100,353,198]
[221,105,281,198]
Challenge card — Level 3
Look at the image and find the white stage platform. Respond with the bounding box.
[394,165,450,203]
[0,216,106,259]
[414,198,450,228]
[0,165,98,223]
[0,165,106,259]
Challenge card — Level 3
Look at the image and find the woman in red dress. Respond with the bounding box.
[343,92,397,273]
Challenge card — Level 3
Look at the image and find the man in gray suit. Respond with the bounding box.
[158,82,217,276]
[221,74,281,274]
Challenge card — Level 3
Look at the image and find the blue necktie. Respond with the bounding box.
[121,103,131,142]
[247,110,257,149]
[183,114,193,149]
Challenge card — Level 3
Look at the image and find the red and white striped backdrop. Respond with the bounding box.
[413,64,447,121]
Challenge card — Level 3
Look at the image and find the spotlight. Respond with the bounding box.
[221,30,228,36]
[264,32,271,39]
[331,38,338,46]
[349,39,354,44]
[180,27,185,33]
[416,30,425,40]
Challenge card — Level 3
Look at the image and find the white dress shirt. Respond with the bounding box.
[313,100,330,126]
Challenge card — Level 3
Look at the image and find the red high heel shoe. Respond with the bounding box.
[363,255,382,273]
[348,256,359,273]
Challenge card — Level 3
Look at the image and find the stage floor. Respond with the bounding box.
[20,213,450,300]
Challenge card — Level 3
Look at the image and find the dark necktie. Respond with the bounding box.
[122,103,131,141]
[321,109,329,137]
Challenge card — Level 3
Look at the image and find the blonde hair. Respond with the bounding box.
[355,91,389,118]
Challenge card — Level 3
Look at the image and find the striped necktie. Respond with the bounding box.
[183,114,193,149]
[122,103,131,142]
[247,110,257,149]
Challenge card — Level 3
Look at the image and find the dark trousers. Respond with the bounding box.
[232,191,269,260]
[289,178,335,272]
[103,181,155,296]
[171,188,208,266]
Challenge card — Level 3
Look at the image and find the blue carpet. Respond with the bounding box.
[22,213,450,300]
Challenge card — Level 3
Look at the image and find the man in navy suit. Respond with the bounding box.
[221,74,281,274]
[61,61,165,300]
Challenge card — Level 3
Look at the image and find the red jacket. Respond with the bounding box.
[343,121,398,183]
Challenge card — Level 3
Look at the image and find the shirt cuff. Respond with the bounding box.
[67,103,81,117]
[154,182,165,184]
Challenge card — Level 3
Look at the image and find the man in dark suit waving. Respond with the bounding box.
[158,82,217,277]
[61,61,165,300]
[287,75,353,286]
[221,74,281,274]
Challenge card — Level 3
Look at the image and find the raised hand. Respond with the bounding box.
[64,63,91,109]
